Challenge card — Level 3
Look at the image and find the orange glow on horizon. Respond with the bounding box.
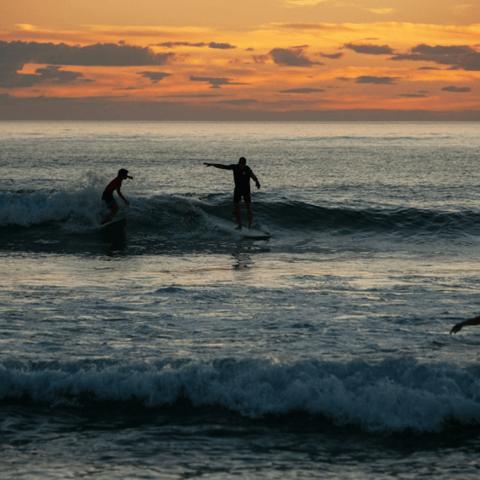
[1,2,480,120]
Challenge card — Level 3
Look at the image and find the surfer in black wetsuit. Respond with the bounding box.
[204,157,261,230]
[450,315,480,334]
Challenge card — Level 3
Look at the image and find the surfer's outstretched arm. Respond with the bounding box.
[450,315,480,334]
[204,163,230,169]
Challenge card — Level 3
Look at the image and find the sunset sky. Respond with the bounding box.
[1,0,479,120]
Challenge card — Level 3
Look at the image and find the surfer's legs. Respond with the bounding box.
[101,204,119,224]
[245,202,253,229]
[233,202,242,229]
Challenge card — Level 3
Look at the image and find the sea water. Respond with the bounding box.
[1,121,480,478]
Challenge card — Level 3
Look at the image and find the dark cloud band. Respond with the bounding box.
[269,48,322,67]
[0,40,174,66]
[391,44,480,71]
[344,43,394,55]
[190,76,248,89]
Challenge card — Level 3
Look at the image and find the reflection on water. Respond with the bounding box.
[232,251,252,270]
[99,220,127,255]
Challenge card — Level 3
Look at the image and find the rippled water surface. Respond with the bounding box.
[1,121,480,478]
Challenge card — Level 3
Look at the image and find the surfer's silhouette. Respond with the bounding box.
[204,157,260,230]
[450,315,480,334]
[101,169,132,224]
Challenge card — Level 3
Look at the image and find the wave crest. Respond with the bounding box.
[2,358,479,433]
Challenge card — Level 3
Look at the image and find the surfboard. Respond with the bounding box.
[208,216,270,240]
[99,217,126,229]
[239,229,271,240]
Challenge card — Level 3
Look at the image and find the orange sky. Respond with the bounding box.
[1,0,480,120]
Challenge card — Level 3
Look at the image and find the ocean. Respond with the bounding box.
[1,120,480,478]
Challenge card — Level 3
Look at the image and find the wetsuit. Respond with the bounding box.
[225,164,254,203]
[102,177,123,207]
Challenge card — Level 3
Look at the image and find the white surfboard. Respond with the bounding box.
[208,216,270,240]
[99,217,126,229]
[239,228,271,240]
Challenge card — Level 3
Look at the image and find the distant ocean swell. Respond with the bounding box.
[2,358,480,434]
[1,190,480,238]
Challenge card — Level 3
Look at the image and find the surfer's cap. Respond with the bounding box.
[118,168,133,179]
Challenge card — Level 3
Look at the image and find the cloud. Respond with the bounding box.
[114,86,143,91]
[0,40,174,66]
[157,42,207,48]
[277,23,353,31]
[157,41,236,50]
[139,71,171,83]
[269,48,322,66]
[355,76,397,84]
[160,94,224,98]
[319,52,344,60]
[398,93,429,98]
[0,40,174,89]
[442,86,471,92]
[34,66,84,83]
[217,99,258,105]
[279,88,325,93]
[208,42,236,50]
[344,43,394,55]
[391,44,480,71]
[189,76,248,89]
[252,54,270,64]
[0,64,84,88]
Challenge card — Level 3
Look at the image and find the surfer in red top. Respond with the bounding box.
[101,169,132,224]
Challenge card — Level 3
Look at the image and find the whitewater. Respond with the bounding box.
[1,121,480,479]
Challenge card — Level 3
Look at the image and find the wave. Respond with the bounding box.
[1,189,479,239]
[1,357,480,434]
[257,200,480,236]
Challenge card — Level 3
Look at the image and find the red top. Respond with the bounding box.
[104,177,123,193]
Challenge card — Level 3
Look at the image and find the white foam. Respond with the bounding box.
[1,358,479,433]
